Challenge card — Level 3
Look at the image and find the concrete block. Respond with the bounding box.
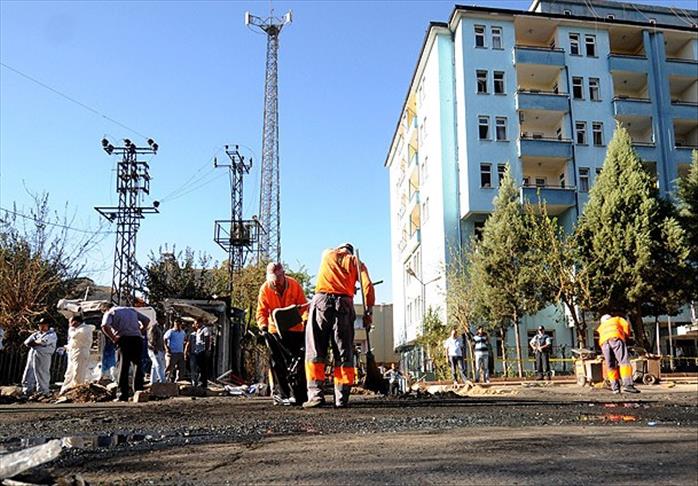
[133,390,150,403]
[149,382,179,398]
[0,386,23,397]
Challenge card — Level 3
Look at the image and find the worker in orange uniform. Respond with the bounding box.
[257,262,309,405]
[597,313,640,394]
[303,243,375,409]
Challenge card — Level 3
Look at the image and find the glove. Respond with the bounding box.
[362,313,373,328]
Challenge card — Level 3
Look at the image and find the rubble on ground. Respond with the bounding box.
[59,384,114,404]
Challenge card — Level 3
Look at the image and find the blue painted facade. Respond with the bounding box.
[386,0,697,374]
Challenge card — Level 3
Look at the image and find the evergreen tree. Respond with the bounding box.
[575,124,689,348]
[676,151,698,304]
[469,164,547,377]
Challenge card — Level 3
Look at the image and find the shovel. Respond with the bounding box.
[355,249,388,395]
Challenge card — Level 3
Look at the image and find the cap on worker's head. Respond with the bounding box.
[266,262,285,277]
[338,242,354,254]
[601,314,611,323]
[37,317,49,327]
[538,326,545,331]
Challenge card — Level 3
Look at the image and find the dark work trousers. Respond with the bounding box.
[116,336,144,400]
[305,293,355,407]
[193,352,209,389]
[534,351,551,380]
[277,330,307,404]
[449,355,468,383]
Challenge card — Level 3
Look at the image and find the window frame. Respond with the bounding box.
[476,69,489,94]
[585,34,597,57]
[569,33,580,55]
[493,71,505,95]
[497,164,506,184]
[575,121,588,145]
[579,167,590,192]
[478,115,491,140]
[491,26,503,49]
[480,163,493,188]
[588,77,600,101]
[572,77,584,100]
[495,116,508,141]
[475,25,487,48]
[592,121,604,146]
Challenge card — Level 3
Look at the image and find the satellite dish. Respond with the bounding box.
[244,11,251,26]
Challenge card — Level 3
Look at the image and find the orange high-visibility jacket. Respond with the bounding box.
[597,316,631,346]
[256,276,308,333]
[315,248,375,307]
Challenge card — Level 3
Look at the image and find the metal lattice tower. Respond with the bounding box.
[246,10,292,262]
[96,138,159,306]
[214,145,262,298]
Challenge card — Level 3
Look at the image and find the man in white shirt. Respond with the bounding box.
[22,318,58,395]
[444,328,467,385]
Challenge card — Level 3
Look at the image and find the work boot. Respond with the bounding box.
[302,397,325,409]
[622,385,641,394]
[612,389,621,395]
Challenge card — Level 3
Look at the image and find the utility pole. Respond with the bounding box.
[245,9,292,262]
[95,137,160,306]
[213,145,262,301]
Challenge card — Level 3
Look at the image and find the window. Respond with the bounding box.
[474,221,485,240]
[476,70,488,94]
[595,167,602,176]
[607,14,615,20]
[422,197,430,223]
[569,33,580,55]
[478,116,490,140]
[563,9,572,16]
[589,78,600,101]
[559,172,566,188]
[491,26,503,49]
[480,163,492,188]
[585,34,596,57]
[576,121,587,144]
[495,117,507,141]
[592,122,604,145]
[572,77,584,99]
[421,155,428,181]
[493,71,505,94]
[498,164,506,184]
[523,176,530,186]
[475,25,486,48]
[420,116,428,141]
[535,177,546,188]
[579,167,590,192]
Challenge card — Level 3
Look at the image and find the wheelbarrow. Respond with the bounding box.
[571,348,605,387]
[629,347,661,385]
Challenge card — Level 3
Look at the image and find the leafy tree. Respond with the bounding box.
[526,201,592,347]
[415,307,449,380]
[676,150,698,304]
[0,193,106,347]
[575,124,690,348]
[468,165,547,377]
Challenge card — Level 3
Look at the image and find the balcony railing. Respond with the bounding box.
[520,134,571,142]
[517,88,566,96]
[515,45,565,66]
[608,53,648,72]
[612,96,652,116]
[675,142,698,149]
[516,90,569,112]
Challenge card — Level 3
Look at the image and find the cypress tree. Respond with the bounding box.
[677,151,698,304]
[575,124,689,348]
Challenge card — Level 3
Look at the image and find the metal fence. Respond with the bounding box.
[0,349,68,386]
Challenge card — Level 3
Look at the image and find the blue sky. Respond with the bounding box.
[1,0,695,304]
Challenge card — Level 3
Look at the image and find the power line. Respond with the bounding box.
[0,61,149,140]
[0,206,113,235]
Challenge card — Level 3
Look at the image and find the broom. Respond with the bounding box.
[355,249,388,394]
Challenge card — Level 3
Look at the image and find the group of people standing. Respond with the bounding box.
[444,326,492,385]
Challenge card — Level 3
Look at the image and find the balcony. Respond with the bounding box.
[632,142,658,162]
[516,89,568,112]
[608,54,648,73]
[518,135,573,160]
[671,102,698,121]
[519,184,576,215]
[666,58,698,78]
[403,228,421,256]
[612,97,652,117]
[674,120,698,162]
[515,45,565,66]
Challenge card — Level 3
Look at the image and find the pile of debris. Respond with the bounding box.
[57,384,115,404]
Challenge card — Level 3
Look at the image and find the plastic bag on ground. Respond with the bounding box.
[0,439,62,480]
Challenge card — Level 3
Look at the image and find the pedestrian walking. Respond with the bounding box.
[530,326,552,381]
[99,303,149,401]
[471,326,491,384]
[256,262,309,405]
[597,314,640,394]
[164,320,187,382]
[147,319,166,384]
[60,315,95,394]
[21,318,58,396]
[444,328,468,385]
[303,243,375,409]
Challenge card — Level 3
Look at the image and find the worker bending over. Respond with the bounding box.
[304,243,375,409]
[256,262,309,405]
[597,313,640,394]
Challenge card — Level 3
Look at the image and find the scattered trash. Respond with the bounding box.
[0,439,62,480]
[603,403,618,408]
[223,383,268,397]
[647,421,657,427]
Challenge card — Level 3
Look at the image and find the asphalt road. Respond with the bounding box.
[1,384,696,485]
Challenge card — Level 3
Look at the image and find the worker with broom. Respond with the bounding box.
[303,243,375,409]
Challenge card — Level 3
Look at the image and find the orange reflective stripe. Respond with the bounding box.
[333,366,355,385]
[619,364,633,379]
[305,361,325,381]
[607,368,620,381]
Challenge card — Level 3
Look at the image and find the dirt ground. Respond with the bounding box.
[1,383,696,485]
